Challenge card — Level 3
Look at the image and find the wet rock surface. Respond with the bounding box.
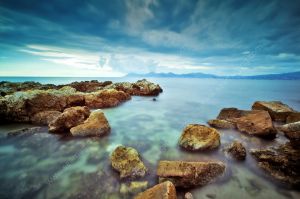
[179,124,220,150]
[110,145,147,179]
[70,110,110,137]
[278,121,300,140]
[252,101,294,122]
[286,112,300,123]
[208,119,235,129]
[250,142,300,186]
[225,140,246,160]
[134,181,177,199]
[157,161,226,188]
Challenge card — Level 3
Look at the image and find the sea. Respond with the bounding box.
[0,77,300,199]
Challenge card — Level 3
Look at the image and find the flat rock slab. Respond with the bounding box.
[134,181,177,199]
[179,124,220,151]
[157,161,226,188]
[252,101,294,122]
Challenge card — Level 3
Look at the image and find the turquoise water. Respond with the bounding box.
[0,77,300,199]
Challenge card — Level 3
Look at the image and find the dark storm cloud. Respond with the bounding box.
[0,0,300,75]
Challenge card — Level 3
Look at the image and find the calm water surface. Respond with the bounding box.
[0,77,300,199]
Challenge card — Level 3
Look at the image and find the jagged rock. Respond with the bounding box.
[30,111,61,125]
[286,112,300,123]
[70,110,110,137]
[48,106,90,133]
[63,80,113,92]
[225,140,246,160]
[157,161,226,188]
[250,142,300,186]
[66,94,85,107]
[235,110,276,137]
[278,121,300,140]
[120,181,148,195]
[252,101,294,122]
[207,119,235,129]
[179,124,220,150]
[110,146,147,179]
[134,181,177,199]
[0,81,57,95]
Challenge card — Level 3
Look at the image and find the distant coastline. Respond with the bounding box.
[127,71,300,80]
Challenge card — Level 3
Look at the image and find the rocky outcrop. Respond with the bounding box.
[225,140,246,160]
[63,80,113,92]
[30,111,61,125]
[252,101,294,122]
[207,119,235,129]
[179,124,220,150]
[49,106,90,133]
[286,112,300,123]
[134,181,177,199]
[110,146,147,179]
[250,142,300,186]
[70,110,110,137]
[278,121,300,140]
[157,161,226,188]
[235,110,276,137]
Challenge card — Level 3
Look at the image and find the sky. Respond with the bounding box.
[0,0,300,77]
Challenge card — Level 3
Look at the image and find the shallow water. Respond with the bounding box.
[0,77,300,199]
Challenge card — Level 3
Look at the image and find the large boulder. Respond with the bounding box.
[70,110,110,137]
[48,106,90,133]
[216,108,251,121]
[30,110,61,125]
[207,119,235,129]
[235,110,276,137]
[110,146,147,179]
[278,121,300,140]
[250,142,300,186]
[134,181,177,199]
[252,101,294,122]
[179,124,220,150]
[157,161,226,188]
[225,140,246,160]
[286,112,300,123]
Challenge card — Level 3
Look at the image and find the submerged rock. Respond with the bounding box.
[286,112,300,123]
[225,140,246,160]
[278,121,300,140]
[30,110,61,125]
[252,101,294,122]
[157,161,225,188]
[134,181,177,199]
[235,110,276,137]
[250,142,300,186]
[179,124,220,150]
[120,181,148,195]
[110,146,147,179]
[70,110,110,137]
[208,119,235,129]
[48,106,90,133]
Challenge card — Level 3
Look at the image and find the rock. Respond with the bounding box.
[226,140,246,160]
[235,110,276,137]
[63,80,112,92]
[250,142,300,186]
[252,101,294,122]
[120,181,148,195]
[179,124,220,150]
[66,94,85,107]
[70,110,110,137]
[30,111,61,125]
[134,181,177,199]
[208,119,235,129]
[216,108,251,121]
[0,81,57,95]
[48,106,90,133]
[278,121,300,140]
[184,192,194,199]
[286,112,300,123]
[110,146,147,179]
[157,161,226,188]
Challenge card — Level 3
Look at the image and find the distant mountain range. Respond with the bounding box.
[127,71,300,80]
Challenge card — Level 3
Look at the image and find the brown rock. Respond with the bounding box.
[278,121,300,140]
[110,146,147,179]
[286,112,300,123]
[70,110,110,137]
[216,108,250,121]
[157,161,226,188]
[67,94,85,107]
[208,119,235,129]
[179,124,220,150]
[48,106,90,133]
[252,101,294,122]
[251,142,300,186]
[30,111,61,125]
[134,181,177,199]
[235,110,276,137]
[226,140,246,160]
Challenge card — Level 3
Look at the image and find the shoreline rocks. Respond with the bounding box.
[157,161,226,188]
[134,181,177,199]
[179,124,220,151]
[225,140,246,160]
[110,146,147,179]
[278,121,300,140]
